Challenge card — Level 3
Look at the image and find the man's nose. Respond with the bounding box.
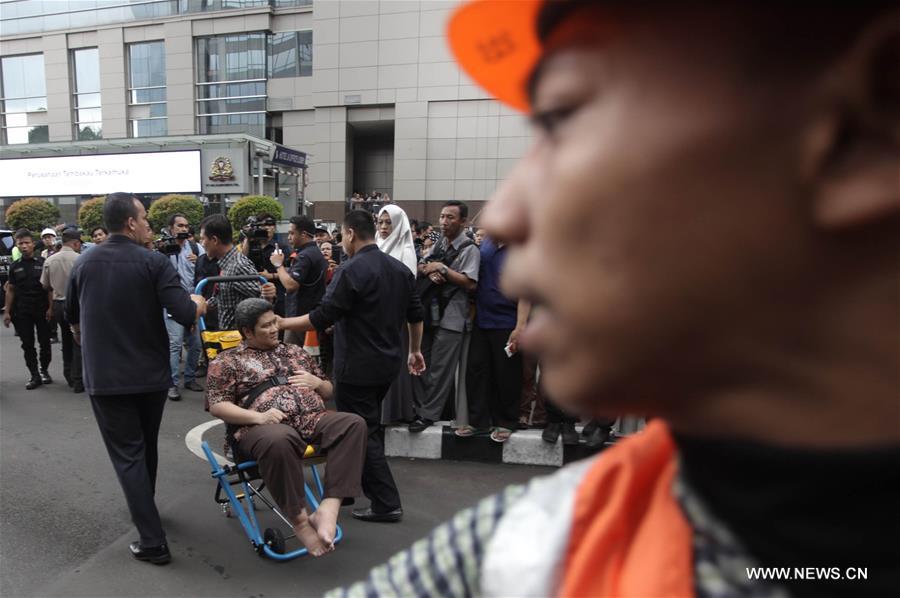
[482,149,535,245]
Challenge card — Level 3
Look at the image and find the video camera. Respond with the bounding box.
[154,230,189,256]
[241,215,276,271]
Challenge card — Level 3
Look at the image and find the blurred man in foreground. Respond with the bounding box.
[331,1,899,596]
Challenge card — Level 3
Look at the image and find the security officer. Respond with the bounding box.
[2,229,53,389]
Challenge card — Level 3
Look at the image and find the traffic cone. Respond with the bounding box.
[303,329,321,357]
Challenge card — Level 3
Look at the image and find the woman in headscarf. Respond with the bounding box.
[375,204,418,424]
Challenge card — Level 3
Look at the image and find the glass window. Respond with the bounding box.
[268,31,312,79]
[128,41,167,137]
[196,33,267,136]
[1,54,48,145]
[72,48,102,140]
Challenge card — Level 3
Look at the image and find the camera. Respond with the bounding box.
[241,215,275,270]
[154,230,189,256]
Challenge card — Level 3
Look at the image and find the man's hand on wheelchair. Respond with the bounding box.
[256,408,287,425]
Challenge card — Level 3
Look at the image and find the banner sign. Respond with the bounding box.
[0,151,201,196]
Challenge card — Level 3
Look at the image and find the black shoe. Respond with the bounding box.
[183,380,204,392]
[39,369,52,384]
[351,507,403,522]
[561,423,579,446]
[584,426,611,450]
[72,382,85,394]
[582,420,598,438]
[129,541,171,565]
[167,386,181,401]
[26,375,42,390]
[408,417,433,433]
[541,422,561,443]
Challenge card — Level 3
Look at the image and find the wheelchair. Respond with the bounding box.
[200,440,343,561]
[195,274,344,560]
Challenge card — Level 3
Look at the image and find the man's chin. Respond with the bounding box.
[541,364,625,419]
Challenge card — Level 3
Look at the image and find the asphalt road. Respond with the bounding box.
[0,323,552,597]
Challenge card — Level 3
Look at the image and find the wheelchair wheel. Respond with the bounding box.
[264,528,286,554]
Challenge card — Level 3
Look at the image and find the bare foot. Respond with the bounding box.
[311,498,341,548]
[292,510,329,557]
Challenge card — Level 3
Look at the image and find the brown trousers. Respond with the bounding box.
[236,411,367,521]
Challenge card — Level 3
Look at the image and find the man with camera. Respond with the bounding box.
[409,200,480,433]
[269,215,328,346]
[159,213,205,401]
[199,214,276,331]
[241,213,286,321]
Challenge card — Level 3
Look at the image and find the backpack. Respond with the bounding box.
[416,238,475,330]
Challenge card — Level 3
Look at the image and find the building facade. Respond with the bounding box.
[0,0,531,225]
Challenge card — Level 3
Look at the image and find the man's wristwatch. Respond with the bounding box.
[440,265,448,277]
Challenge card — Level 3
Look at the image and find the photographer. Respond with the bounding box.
[158,214,204,401]
[240,212,285,320]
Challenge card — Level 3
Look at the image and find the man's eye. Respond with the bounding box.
[532,105,578,136]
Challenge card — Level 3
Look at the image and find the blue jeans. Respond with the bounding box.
[164,313,200,387]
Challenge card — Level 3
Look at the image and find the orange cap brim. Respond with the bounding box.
[447,0,544,114]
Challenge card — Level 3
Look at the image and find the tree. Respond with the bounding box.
[78,197,106,233]
[148,194,204,233]
[4,198,60,233]
[227,195,283,231]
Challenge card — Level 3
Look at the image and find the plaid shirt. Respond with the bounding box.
[209,245,263,330]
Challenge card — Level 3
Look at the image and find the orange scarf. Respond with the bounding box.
[560,421,694,597]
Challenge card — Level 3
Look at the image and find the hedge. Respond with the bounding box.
[148,194,204,232]
[4,198,60,233]
[78,197,107,233]
[228,195,283,231]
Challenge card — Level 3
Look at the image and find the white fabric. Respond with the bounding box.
[481,456,598,597]
[375,204,418,276]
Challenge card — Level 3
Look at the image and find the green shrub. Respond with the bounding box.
[148,194,204,232]
[4,198,60,233]
[228,195,283,231]
[78,197,106,233]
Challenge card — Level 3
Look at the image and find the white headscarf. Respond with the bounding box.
[376,204,418,276]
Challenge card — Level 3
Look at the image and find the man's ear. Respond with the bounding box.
[803,11,900,231]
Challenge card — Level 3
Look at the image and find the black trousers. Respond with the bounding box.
[334,380,400,513]
[12,308,51,374]
[51,301,74,384]
[465,326,524,430]
[90,391,168,547]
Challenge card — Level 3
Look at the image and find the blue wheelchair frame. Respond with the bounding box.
[195,274,343,560]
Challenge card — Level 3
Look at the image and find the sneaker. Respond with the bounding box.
[561,422,579,446]
[167,386,181,401]
[408,417,433,433]
[39,369,52,384]
[183,380,204,392]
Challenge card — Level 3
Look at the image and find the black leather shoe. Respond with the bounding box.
[541,422,561,444]
[129,541,171,565]
[39,369,52,384]
[583,426,611,449]
[183,380,204,392]
[26,375,42,390]
[352,507,403,522]
[72,382,85,394]
[561,422,579,446]
[408,418,433,433]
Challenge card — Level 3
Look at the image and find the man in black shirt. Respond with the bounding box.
[269,215,327,346]
[280,210,425,522]
[66,193,207,565]
[3,229,53,389]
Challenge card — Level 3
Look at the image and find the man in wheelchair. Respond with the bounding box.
[206,298,366,557]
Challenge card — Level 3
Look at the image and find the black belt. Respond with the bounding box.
[53,299,66,303]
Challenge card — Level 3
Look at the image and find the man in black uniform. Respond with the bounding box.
[66,192,206,565]
[3,229,53,389]
[279,210,426,522]
[269,215,327,346]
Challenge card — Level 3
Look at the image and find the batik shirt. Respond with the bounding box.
[206,342,327,442]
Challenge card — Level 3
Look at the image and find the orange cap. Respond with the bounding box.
[447,0,544,113]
